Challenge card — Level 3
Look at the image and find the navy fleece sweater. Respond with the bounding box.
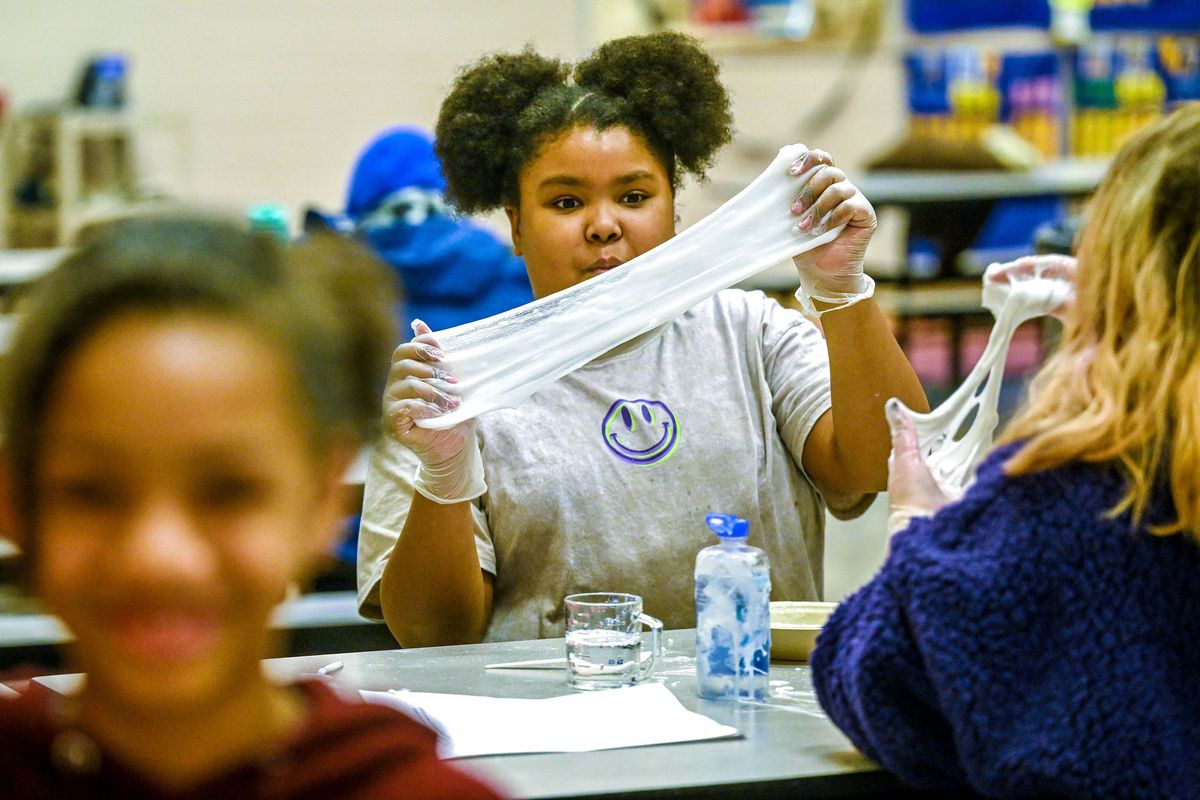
[811,443,1200,798]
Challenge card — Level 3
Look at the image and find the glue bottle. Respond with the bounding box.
[695,513,771,701]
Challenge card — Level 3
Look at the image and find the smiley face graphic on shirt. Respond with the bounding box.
[601,399,679,465]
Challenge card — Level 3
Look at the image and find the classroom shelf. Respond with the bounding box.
[857,158,1109,203]
[1,108,140,247]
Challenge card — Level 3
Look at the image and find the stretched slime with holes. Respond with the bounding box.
[893,261,1073,497]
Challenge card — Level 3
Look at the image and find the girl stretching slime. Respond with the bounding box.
[359,32,928,645]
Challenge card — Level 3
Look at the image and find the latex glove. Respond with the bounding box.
[885,398,954,536]
[788,148,877,317]
[383,320,485,504]
[984,254,1077,321]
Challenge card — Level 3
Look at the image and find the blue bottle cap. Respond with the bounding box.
[705,513,749,540]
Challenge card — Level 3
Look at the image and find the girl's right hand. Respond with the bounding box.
[383,321,485,503]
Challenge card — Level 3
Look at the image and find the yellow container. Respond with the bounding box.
[769,601,838,662]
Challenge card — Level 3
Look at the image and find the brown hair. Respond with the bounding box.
[434,31,734,213]
[1,213,398,553]
[999,102,1200,538]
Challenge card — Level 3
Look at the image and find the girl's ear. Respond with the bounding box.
[300,437,361,570]
[505,206,523,256]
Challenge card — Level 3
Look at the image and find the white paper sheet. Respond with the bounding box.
[360,682,739,758]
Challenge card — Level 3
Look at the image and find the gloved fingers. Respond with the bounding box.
[885,398,953,518]
[387,355,459,389]
[984,255,1077,319]
[385,374,461,412]
[1035,254,1078,281]
[409,318,445,350]
[984,255,1039,284]
[790,177,877,309]
[883,400,945,501]
[797,183,873,241]
[391,338,445,369]
[885,398,925,473]
[389,322,463,393]
[788,148,834,177]
[985,254,1077,285]
[810,186,863,238]
[385,396,450,440]
[791,165,846,217]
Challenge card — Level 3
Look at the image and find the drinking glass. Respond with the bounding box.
[564,592,663,690]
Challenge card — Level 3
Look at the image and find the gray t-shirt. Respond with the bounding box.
[358,289,866,642]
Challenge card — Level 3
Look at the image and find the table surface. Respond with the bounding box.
[254,634,904,798]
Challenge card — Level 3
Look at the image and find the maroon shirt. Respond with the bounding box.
[0,679,506,799]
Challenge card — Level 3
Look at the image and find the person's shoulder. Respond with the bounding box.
[287,680,503,799]
[689,289,807,330]
[892,443,1126,566]
[969,442,1123,515]
[704,287,778,314]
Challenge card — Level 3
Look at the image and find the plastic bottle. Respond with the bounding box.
[77,54,128,109]
[694,513,771,701]
[247,202,290,240]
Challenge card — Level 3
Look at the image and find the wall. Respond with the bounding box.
[0,1,583,221]
[0,0,909,249]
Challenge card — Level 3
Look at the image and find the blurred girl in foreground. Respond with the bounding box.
[0,216,502,799]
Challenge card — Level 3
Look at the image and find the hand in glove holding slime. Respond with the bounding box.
[384,319,485,503]
[884,398,954,537]
[788,148,877,318]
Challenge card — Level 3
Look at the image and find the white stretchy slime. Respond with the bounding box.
[418,143,846,430]
[891,260,1074,498]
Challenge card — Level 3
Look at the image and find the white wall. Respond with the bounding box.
[1,1,583,218]
[1,0,909,237]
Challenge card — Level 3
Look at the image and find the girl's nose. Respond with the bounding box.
[117,498,215,583]
[585,204,621,243]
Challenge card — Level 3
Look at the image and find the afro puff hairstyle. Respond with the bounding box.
[434,31,734,214]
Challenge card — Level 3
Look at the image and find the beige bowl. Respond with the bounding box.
[770,601,838,662]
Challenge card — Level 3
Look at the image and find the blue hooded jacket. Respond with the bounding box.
[344,126,533,333]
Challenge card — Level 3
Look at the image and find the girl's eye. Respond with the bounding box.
[622,191,649,205]
[551,197,582,210]
[49,479,124,510]
[197,476,269,510]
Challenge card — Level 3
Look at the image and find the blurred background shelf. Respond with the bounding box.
[1,107,141,248]
[857,158,1108,203]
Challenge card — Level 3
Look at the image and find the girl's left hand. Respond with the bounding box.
[788,149,876,292]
